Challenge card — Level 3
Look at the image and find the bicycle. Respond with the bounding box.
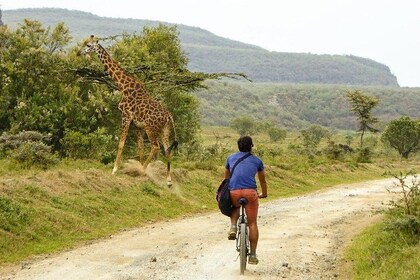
[235,197,250,275]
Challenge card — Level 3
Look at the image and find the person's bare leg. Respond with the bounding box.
[230,207,240,225]
[228,207,240,239]
[247,218,258,254]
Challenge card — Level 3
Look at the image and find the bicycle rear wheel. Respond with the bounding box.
[239,223,247,274]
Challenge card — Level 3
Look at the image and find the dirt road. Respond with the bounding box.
[1,178,400,280]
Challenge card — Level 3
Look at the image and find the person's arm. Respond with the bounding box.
[224,167,231,179]
[257,170,268,198]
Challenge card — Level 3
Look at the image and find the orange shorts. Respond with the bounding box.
[230,189,259,221]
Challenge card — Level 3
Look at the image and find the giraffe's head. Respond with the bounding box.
[77,35,100,56]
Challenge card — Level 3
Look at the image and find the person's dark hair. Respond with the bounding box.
[237,136,254,152]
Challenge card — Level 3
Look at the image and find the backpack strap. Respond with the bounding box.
[229,153,252,178]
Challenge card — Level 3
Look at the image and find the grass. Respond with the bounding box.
[0,166,206,263]
[342,172,420,279]
[0,126,419,266]
[343,218,420,280]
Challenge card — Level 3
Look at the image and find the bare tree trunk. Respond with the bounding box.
[360,128,365,148]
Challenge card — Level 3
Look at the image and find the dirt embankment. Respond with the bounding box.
[0,178,399,280]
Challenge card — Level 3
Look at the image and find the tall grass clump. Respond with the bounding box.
[386,171,419,240]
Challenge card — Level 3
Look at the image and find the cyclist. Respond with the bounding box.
[224,136,268,265]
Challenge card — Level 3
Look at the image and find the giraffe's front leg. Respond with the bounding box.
[112,121,130,175]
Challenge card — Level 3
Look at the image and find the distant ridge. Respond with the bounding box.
[3,8,399,86]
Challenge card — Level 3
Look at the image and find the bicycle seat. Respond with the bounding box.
[238,198,248,205]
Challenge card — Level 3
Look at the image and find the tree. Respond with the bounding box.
[230,116,258,136]
[346,90,379,147]
[75,25,244,144]
[267,126,287,142]
[0,7,3,26]
[0,20,110,152]
[381,116,420,159]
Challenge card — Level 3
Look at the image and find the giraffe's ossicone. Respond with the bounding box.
[78,35,178,186]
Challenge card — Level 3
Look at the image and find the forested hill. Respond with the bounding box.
[3,8,398,86]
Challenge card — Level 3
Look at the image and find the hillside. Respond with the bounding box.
[195,82,420,129]
[3,8,398,86]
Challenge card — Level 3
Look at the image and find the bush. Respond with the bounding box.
[357,147,373,163]
[11,142,59,169]
[300,125,330,150]
[323,141,344,160]
[267,127,287,142]
[0,131,50,157]
[386,172,420,240]
[0,131,58,169]
[61,128,114,162]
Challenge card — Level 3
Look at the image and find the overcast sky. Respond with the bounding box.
[2,0,420,87]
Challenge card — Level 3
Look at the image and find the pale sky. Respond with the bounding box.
[1,0,420,87]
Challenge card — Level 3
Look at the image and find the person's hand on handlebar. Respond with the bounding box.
[258,193,268,198]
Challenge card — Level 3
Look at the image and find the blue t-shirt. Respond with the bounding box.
[225,152,264,190]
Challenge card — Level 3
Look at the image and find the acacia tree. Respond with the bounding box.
[75,25,245,145]
[230,116,258,136]
[346,90,379,147]
[381,116,420,159]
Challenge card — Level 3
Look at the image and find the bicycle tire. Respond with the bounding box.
[239,223,247,274]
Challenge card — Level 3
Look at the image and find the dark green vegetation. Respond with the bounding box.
[3,8,398,86]
[0,20,218,157]
[196,82,420,130]
[381,117,420,159]
[344,172,420,280]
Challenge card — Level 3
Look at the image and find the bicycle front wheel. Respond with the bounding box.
[239,223,247,275]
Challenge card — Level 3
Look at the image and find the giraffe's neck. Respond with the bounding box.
[95,44,141,91]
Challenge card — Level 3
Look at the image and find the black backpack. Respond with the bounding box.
[216,153,251,216]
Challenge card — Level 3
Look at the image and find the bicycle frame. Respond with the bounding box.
[236,198,250,275]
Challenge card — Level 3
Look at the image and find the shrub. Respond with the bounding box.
[267,127,287,142]
[357,147,373,163]
[11,141,59,169]
[323,140,344,160]
[61,128,114,162]
[300,125,330,150]
[386,172,420,241]
[0,131,58,169]
[0,131,50,157]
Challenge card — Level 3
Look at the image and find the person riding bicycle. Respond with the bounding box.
[224,136,268,265]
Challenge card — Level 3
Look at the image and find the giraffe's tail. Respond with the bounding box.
[168,140,179,153]
[166,115,178,155]
[165,116,178,176]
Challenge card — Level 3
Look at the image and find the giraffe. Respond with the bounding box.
[78,35,178,186]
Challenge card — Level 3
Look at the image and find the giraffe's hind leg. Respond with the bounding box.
[142,129,160,174]
[135,128,145,162]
